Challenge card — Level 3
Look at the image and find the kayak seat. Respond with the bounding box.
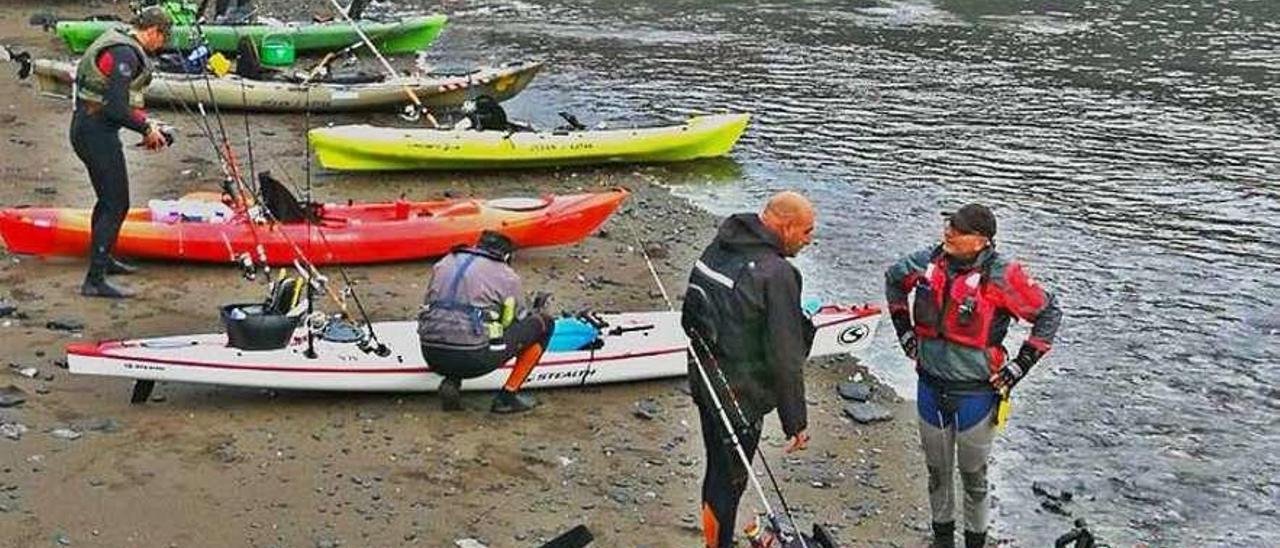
[258,171,320,224]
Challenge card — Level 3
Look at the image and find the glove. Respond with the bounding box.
[898,331,918,361]
[531,291,552,312]
[891,310,917,360]
[992,344,1044,390]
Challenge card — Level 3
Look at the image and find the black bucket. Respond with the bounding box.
[220,303,300,351]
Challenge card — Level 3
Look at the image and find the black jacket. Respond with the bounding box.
[681,213,815,437]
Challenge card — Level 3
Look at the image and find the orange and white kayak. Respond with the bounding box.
[0,189,626,265]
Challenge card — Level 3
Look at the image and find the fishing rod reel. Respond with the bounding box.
[400,102,430,122]
[2,47,33,80]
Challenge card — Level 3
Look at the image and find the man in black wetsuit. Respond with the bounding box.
[71,7,172,298]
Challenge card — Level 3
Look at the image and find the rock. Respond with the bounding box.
[633,399,660,420]
[0,302,14,318]
[315,538,340,548]
[454,539,488,548]
[642,241,669,259]
[50,428,82,441]
[0,385,25,408]
[1032,481,1074,502]
[79,417,123,434]
[45,319,84,332]
[836,382,872,402]
[1,422,28,440]
[15,367,37,379]
[843,403,892,424]
[55,533,71,545]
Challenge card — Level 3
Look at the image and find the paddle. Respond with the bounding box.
[323,0,438,127]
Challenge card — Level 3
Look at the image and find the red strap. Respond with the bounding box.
[95,50,115,77]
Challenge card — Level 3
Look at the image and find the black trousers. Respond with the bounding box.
[70,108,129,276]
[421,313,552,380]
[697,400,762,548]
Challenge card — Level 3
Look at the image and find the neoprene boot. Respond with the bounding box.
[964,530,987,548]
[930,521,956,548]
[106,256,139,275]
[81,270,133,299]
[438,377,462,412]
[490,390,537,414]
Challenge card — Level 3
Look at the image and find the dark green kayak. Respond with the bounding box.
[54,14,447,55]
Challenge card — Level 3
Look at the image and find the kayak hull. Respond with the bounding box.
[32,59,542,112]
[54,15,447,55]
[308,113,751,171]
[65,306,881,394]
[0,190,626,265]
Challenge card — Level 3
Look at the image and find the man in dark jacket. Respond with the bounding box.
[71,7,172,298]
[417,231,553,414]
[681,191,817,548]
[885,204,1062,548]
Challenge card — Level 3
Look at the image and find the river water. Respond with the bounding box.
[389,0,1280,545]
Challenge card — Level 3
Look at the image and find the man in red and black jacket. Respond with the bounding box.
[885,204,1062,548]
[71,7,172,298]
[681,191,816,548]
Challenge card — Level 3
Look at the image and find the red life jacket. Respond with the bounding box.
[911,252,1008,373]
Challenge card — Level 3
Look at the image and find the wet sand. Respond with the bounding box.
[0,3,928,546]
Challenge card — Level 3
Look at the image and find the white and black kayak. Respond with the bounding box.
[66,305,881,401]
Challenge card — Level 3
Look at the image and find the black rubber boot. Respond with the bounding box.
[106,256,139,275]
[438,377,462,412]
[964,530,986,548]
[490,390,537,414]
[81,271,133,299]
[931,521,956,548]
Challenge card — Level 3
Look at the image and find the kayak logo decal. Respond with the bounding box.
[838,325,869,345]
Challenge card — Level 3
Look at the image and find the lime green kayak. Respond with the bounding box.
[55,14,447,55]
[308,113,751,171]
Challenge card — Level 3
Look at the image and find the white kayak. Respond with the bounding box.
[66,305,881,400]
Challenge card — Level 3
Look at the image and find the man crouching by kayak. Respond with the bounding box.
[417,230,553,414]
[681,192,817,548]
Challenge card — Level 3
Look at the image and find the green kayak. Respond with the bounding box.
[54,14,447,55]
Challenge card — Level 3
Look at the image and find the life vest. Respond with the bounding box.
[910,249,1007,373]
[74,27,154,109]
[424,247,512,340]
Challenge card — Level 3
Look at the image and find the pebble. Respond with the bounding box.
[1,422,28,440]
[50,428,82,441]
[633,399,660,420]
[454,539,488,548]
[45,319,84,332]
[843,403,892,424]
[0,386,25,408]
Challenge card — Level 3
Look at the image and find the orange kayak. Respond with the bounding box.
[0,189,626,265]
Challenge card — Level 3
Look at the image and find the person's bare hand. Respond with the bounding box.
[784,430,809,453]
[142,125,168,151]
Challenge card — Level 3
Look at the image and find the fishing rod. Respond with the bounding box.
[620,212,810,548]
[322,0,438,127]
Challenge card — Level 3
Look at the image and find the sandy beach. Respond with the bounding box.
[0,3,930,546]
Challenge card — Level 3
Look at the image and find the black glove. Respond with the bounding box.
[891,310,917,360]
[994,344,1044,390]
[531,291,552,312]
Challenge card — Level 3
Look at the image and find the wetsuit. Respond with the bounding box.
[71,30,154,289]
[681,213,815,548]
[417,246,553,412]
